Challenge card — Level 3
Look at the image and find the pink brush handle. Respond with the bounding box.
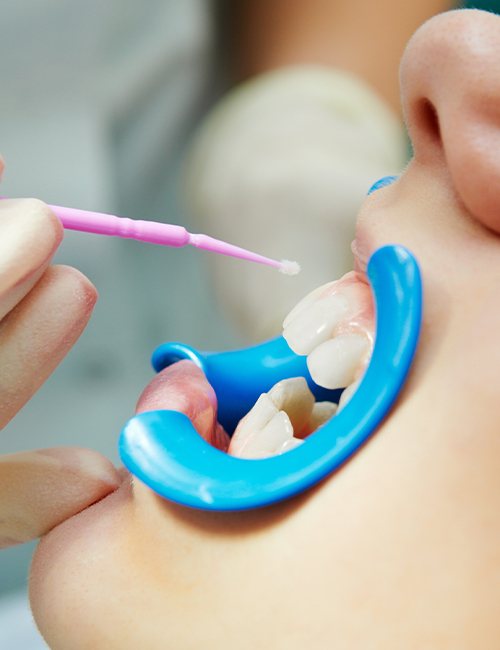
[0,197,297,272]
[51,204,190,248]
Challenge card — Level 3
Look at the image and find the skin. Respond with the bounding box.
[0,188,120,548]
[28,10,500,649]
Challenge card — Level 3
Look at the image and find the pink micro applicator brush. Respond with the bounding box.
[5,198,301,275]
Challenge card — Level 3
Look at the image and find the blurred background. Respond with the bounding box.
[1,0,498,647]
[0,2,241,646]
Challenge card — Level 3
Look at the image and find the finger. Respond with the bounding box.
[0,265,97,428]
[0,447,120,548]
[0,198,63,321]
[136,360,230,451]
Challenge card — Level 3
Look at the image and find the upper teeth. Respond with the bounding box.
[228,272,374,460]
[307,332,370,389]
[282,293,350,356]
[228,377,337,459]
[282,271,374,390]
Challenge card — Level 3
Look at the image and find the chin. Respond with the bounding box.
[29,475,133,647]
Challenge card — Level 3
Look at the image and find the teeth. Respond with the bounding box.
[228,393,277,458]
[307,333,370,389]
[230,410,293,459]
[278,437,304,453]
[282,293,350,355]
[238,393,277,431]
[230,271,375,460]
[268,377,315,436]
[227,393,279,458]
[308,401,338,431]
[283,281,335,329]
[228,378,338,459]
[282,272,375,392]
[282,271,362,336]
[253,411,294,458]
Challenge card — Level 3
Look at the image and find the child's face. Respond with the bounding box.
[30,10,500,649]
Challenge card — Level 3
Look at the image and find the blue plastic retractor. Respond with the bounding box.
[119,245,422,511]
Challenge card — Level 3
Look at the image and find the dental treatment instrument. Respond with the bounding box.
[120,244,422,511]
[1,198,300,274]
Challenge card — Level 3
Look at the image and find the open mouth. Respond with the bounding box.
[228,268,375,459]
[120,244,422,511]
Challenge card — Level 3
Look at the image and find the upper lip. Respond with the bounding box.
[351,206,381,276]
[351,238,369,275]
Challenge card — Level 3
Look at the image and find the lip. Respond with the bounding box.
[351,239,369,274]
[351,214,379,276]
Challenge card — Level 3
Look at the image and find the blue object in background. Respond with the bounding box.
[367,175,398,195]
[120,244,422,511]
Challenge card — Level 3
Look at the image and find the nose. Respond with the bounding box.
[400,9,500,233]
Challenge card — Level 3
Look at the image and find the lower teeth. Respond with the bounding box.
[228,378,339,459]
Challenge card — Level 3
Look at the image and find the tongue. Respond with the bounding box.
[135,360,230,451]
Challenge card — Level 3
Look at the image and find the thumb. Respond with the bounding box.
[0,447,119,548]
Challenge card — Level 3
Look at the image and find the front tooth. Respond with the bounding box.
[232,411,294,459]
[283,293,350,355]
[283,281,335,329]
[268,377,315,436]
[307,333,370,389]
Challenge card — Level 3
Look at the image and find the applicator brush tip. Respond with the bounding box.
[279,259,301,276]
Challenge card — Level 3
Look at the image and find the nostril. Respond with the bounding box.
[416,98,442,144]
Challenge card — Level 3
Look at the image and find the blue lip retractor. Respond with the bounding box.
[119,244,422,511]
